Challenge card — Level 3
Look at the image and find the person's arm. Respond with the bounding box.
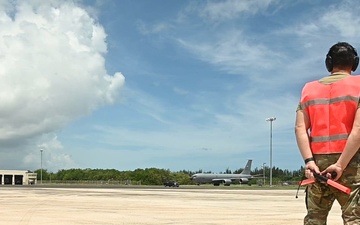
[295,109,320,179]
[322,108,360,180]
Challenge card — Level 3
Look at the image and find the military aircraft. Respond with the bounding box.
[190,159,254,186]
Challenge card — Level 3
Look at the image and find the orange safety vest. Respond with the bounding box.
[300,76,360,154]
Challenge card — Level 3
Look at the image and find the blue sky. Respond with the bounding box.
[1,0,359,173]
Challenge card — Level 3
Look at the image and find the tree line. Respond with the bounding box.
[33,165,306,186]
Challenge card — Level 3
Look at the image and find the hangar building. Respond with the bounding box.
[0,170,37,185]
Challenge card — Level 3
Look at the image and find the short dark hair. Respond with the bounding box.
[326,42,358,71]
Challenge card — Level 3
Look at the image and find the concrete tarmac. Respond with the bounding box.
[0,186,342,225]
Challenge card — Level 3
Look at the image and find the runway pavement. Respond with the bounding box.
[0,186,342,225]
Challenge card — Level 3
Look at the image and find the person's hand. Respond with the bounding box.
[321,164,343,181]
[305,161,319,181]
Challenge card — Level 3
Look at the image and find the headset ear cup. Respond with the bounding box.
[352,56,359,71]
[325,54,333,72]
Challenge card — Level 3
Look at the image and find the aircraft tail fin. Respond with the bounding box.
[240,159,252,175]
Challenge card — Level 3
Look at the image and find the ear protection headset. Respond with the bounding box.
[325,45,359,72]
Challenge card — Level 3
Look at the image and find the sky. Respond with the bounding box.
[1,0,360,173]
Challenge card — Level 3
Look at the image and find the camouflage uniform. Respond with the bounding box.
[298,73,360,224]
[305,153,360,225]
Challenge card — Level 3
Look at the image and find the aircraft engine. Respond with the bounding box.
[223,179,232,184]
[239,178,249,184]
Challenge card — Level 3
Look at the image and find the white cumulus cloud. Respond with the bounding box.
[0,1,125,170]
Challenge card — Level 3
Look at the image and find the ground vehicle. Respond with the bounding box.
[164,181,179,187]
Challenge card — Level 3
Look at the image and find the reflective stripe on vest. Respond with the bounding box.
[302,96,359,108]
[300,75,360,154]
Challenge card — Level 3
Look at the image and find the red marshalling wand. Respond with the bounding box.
[299,172,351,195]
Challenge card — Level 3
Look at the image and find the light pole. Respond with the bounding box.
[266,117,276,187]
[262,162,266,186]
[40,149,43,184]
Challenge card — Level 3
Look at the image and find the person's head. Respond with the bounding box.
[325,42,359,72]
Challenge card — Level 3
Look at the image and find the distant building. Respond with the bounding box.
[0,170,37,185]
